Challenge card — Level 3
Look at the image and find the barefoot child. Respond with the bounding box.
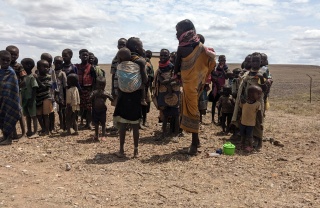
[53,56,67,131]
[90,77,114,141]
[66,74,80,135]
[41,53,56,133]
[76,49,97,129]
[218,85,235,134]
[0,50,21,145]
[231,68,241,99]
[154,49,180,140]
[6,45,26,139]
[35,60,52,136]
[239,85,262,152]
[21,58,39,138]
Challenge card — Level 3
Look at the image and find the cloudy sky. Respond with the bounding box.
[0,0,319,65]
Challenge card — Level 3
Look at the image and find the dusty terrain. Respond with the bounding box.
[0,64,319,208]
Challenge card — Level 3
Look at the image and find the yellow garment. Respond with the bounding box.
[66,86,80,112]
[240,101,261,126]
[180,43,216,133]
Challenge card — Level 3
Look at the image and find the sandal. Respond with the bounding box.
[100,137,107,142]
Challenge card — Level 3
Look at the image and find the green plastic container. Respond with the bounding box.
[223,142,235,155]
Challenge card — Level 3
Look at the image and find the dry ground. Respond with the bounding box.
[0,64,319,208]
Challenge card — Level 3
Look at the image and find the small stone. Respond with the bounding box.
[66,163,71,171]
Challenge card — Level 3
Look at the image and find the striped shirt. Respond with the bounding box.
[36,75,52,106]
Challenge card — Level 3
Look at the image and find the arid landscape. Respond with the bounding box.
[0,64,319,207]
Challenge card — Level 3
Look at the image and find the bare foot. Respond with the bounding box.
[115,151,125,158]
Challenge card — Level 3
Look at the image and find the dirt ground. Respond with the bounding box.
[0,64,319,208]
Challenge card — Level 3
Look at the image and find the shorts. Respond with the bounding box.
[37,99,53,115]
[240,124,254,138]
[23,100,37,117]
[92,108,107,125]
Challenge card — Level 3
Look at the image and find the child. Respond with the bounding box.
[239,85,262,152]
[231,68,241,99]
[62,48,78,76]
[111,38,127,106]
[197,34,210,124]
[66,74,80,135]
[35,60,52,136]
[41,53,56,133]
[21,58,39,138]
[208,72,221,124]
[113,37,148,158]
[89,52,105,78]
[0,50,21,145]
[90,77,113,141]
[6,45,27,87]
[218,85,235,134]
[53,56,67,131]
[75,49,97,129]
[116,47,148,106]
[216,55,228,86]
[141,50,154,127]
[154,49,180,140]
[6,45,26,139]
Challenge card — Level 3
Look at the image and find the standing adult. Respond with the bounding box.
[174,19,216,155]
[113,37,148,158]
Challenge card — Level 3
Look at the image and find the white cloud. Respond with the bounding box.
[0,0,319,65]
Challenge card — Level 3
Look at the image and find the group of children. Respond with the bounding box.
[0,45,113,145]
[0,32,272,154]
[208,52,272,152]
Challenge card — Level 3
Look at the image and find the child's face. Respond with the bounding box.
[88,55,95,64]
[54,59,63,70]
[80,52,89,63]
[146,51,152,59]
[38,62,49,76]
[117,40,126,49]
[62,51,72,63]
[251,56,261,71]
[0,54,11,69]
[219,58,226,66]
[253,91,261,101]
[42,56,53,68]
[7,48,19,63]
[67,77,74,87]
[160,51,170,63]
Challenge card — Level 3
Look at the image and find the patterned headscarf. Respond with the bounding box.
[179,30,200,47]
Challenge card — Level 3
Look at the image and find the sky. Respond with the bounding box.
[0,0,319,65]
